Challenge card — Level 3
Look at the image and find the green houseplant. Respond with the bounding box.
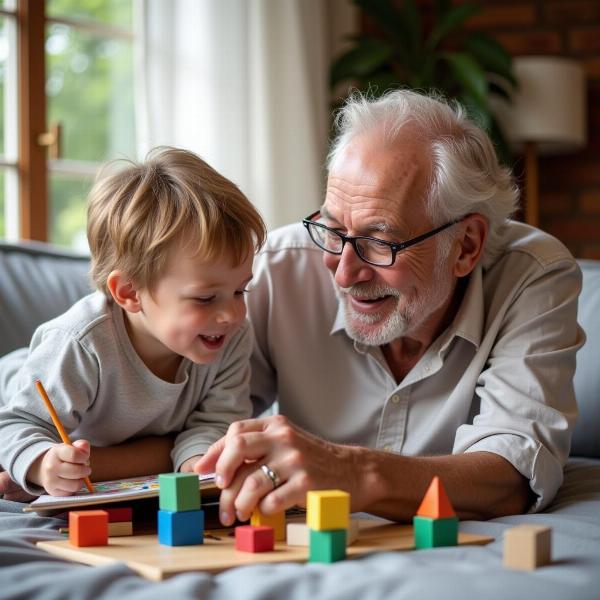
[331,0,517,162]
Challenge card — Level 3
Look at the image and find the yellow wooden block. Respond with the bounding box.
[250,509,286,541]
[306,490,350,531]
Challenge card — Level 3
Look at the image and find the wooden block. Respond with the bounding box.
[503,525,552,570]
[416,476,456,519]
[347,518,359,545]
[306,490,350,531]
[158,509,204,546]
[158,473,200,512]
[413,516,458,549]
[104,507,133,523]
[250,508,286,541]
[235,525,275,553]
[69,510,108,547]
[287,519,360,547]
[286,522,309,546]
[309,528,346,563]
[108,521,133,537]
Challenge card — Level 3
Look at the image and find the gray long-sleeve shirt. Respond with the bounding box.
[0,292,253,494]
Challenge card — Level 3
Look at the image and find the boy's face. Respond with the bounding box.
[129,243,254,369]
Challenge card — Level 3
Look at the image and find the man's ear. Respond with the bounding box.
[452,214,488,278]
[106,270,142,313]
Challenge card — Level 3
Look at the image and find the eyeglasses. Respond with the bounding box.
[302,210,464,267]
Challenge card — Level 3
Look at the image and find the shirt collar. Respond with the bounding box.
[328,264,484,351]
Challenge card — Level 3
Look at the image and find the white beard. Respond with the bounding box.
[334,259,454,346]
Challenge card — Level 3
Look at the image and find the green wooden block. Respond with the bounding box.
[158,473,200,512]
[413,515,458,549]
[309,528,346,563]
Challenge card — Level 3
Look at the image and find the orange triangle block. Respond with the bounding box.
[416,476,456,518]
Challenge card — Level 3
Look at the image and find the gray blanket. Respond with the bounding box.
[1,458,599,600]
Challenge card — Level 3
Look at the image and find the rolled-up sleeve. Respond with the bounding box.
[453,257,584,511]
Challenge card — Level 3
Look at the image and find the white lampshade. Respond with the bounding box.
[493,56,587,155]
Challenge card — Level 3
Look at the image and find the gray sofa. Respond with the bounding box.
[0,241,599,600]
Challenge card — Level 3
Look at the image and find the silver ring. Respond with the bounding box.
[260,464,280,489]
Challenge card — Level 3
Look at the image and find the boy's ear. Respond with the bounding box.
[452,213,488,278]
[106,270,142,313]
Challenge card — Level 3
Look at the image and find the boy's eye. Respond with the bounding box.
[194,296,215,304]
[235,288,250,296]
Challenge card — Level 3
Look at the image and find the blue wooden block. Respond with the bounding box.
[158,509,204,546]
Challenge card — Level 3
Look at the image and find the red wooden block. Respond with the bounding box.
[104,507,133,523]
[69,510,108,547]
[235,525,274,553]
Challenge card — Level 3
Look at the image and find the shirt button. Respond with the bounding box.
[391,394,400,404]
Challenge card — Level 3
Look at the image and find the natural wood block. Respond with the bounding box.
[69,510,108,547]
[158,509,204,546]
[503,525,552,571]
[413,516,458,549]
[158,473,200,512]
[309,528,346,563]
[250,509,286,541]
[235,525,274,552]
[108,521,133,537]
[306,490,350,531]
[287,519,360,546]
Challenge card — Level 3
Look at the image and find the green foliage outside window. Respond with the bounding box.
[47,0,135,249]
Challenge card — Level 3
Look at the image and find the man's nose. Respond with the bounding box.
[325,242,373,288]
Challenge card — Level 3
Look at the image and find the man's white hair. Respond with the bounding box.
[327,90,519,269]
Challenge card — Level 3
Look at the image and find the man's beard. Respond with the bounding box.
[334,259,454,346]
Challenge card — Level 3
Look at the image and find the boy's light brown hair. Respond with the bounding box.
[87,146,266,296]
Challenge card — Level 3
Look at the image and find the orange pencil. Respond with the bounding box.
[34,379,95,493]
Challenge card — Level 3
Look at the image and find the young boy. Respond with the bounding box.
[0,147,266,497]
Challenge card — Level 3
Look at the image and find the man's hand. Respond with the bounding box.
[0,470,37,502]
[27,439,92,496]
[195,415,376,527]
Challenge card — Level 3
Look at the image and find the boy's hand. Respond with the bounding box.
[0,470,37,502]
[179,455,202,473]
[27,439,92,496]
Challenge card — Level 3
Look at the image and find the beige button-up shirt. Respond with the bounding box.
[248,221,585,511]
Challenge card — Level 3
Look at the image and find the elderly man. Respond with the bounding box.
[196,90,584,526]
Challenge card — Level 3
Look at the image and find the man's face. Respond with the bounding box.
[322,127,456,346]
[130,243,253,367]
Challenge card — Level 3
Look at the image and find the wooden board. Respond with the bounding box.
[37,519,493,581]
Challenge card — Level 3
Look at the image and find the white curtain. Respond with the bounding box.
[136,0,356,231]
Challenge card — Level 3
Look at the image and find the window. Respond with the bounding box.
[1,0,137,250]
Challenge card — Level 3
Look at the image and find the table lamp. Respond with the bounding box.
[492,56,587,227]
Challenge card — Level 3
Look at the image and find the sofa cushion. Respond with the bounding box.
[0,242,91,357]
[571,260,600,458]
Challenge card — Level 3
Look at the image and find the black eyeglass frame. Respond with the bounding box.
[302,210,465,267]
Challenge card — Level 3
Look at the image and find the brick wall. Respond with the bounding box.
[463,0,600,258]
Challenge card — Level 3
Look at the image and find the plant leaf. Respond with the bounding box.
[354,0,413,53]
[465,33,517,87]
[399,0,422,55]
[330,38,395,87]
[434,0,452,18]
[441,51,488,107]
[362,71,401,97]
[427,4,480,51]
